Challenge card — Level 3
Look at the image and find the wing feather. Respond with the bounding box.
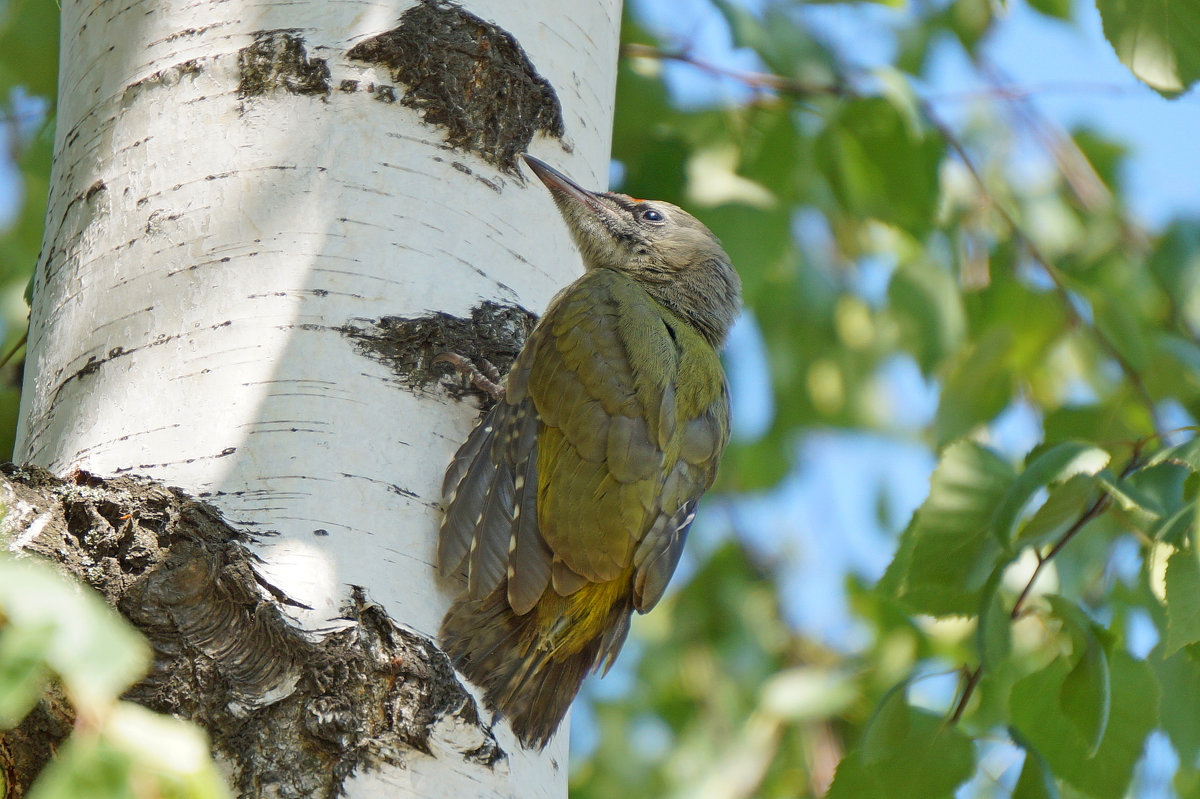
[440,269,729,631]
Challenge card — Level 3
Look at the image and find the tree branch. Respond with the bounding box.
[948,444,1144,722]
[621,43,850,99]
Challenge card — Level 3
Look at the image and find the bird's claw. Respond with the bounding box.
[434,352,506,401]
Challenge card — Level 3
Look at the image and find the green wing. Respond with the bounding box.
[438,268,729,615]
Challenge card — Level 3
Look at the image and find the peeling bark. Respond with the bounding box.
[238,31,331,98]
[2,467,501,798]
[341,301,537,408]
[348,0,567,174]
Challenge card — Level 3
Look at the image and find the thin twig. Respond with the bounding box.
[980,63,1112,215]
[1008,493,1112,621]
[950,444,1145,722]
[620,44,1161,106]
[0,331,26,370]
[917,98,1163,435]
[621,43,850,99]
[927,81,1194,103]
[950,666,983,723]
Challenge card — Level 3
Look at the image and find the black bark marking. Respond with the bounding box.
[340,301,536,410]
[238,31,331,98]
[347,0,566,174]
[121,59,202,105]
[84,180,107,203]
[0,466,503,798]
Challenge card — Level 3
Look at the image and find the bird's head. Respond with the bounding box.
[523,154,741,347]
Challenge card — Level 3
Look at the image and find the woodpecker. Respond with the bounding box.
[438,154,740,749]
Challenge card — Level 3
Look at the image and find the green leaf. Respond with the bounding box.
[991,442,1110,547]
[1010,650,1159,799]
[1017,474,1099,547]
[1012,744,1061,799]
[701,204,793,300]
[1149,221,1200,331]
[0,557,149,713]
[722,434,790,492]
[1095,0,1200,97]
[1152,647,1200,763]
[977,573,1012,668]
[896,441,1016,616]
[860,685,911,764]
[28,703,229,799]
[26,736,133,799]
[737,108,802,204]
[815,96,943,236]
[1044,596,1111,756]
[828,691,974,799]
[708,0,768,52]
[1058,634,1111,757]
[824,751,878,799]
[0,0,60,98]
[1177,766,1200,799]
[1026,0,1071,20]
[0,621,54,728]
[931,0,996,57]
[1091,293,1149,370]
[1145,436,1200,471]
[1165,548,1200,656]
[887,260,967,375]
[1043,404,1140,448]
[935,330,1014,447]
[1071,127,1129,189]
[1159,334,1200,382]
[1095,468,1165,519]
[1156,502,1195,546]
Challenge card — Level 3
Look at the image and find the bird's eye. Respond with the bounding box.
[640,207,665,223]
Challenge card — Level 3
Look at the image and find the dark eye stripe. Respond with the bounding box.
[604,193,638,213]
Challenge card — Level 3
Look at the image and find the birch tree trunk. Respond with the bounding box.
[11,0,621,795]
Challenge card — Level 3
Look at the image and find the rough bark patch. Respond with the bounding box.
[239,31,330,98]
[0,466,502,798]
[347,0,566,175]
[0,689,72,797]
[340,301,537,409]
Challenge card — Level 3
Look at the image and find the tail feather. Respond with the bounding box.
[441,586,631,749]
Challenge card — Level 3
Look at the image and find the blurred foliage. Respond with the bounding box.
[1094,0,1200,98]
[0,553,229,798]
[0,0,56,460]
[575,0,1200,798]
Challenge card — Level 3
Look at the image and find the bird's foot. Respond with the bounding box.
[434,352,506,401]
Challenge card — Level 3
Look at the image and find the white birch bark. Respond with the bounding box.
[14,0,621,795]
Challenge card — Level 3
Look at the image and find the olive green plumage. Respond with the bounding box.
[438,155,741,749]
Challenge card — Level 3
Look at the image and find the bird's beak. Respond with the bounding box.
[522,154,605,214]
